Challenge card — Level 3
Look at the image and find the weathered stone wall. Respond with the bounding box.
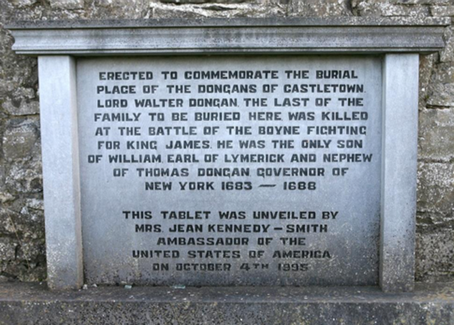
[0,0,453,283]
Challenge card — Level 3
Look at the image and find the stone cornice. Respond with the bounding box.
[7,17,450,56]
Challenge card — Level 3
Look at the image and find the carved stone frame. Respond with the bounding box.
[8,17,449,291]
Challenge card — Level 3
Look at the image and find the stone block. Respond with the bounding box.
[2,118,40,161]
[0,255,46,282]
[416,229,454,281]
[94,0,144,8]
[0,28,38,90]
[148,2,277,18]
[7,0,38,8]
[0,207,19,235]
[431,61,454,83]
[426,62,454,107]
[288,0,352,17]
[0,201,45,239]
[14,240,45,262]
[417,162,454,218]
[0,238,18,261]
[0,192,14,204]
[11,87,36,100]
[2,99,39,116]
[4,160,43,194]
[0,197,46,282]
[49,0,84,9]
[417,210,453,230]
[0,27,13,57]
[352,1,430,17]
[0,79,16,96]
[418,107,454,161]
[148,3,216,18]
[24,198,44,211]
[440,26,454,63]
[419,53,437,107]
[431,5,455,16]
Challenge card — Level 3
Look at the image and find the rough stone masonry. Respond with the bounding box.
[0,0,453,284]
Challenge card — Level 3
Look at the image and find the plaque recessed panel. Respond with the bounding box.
[77,56,382,286]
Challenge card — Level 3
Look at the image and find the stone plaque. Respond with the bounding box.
[77,56,382,286]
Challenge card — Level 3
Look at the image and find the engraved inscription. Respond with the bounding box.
[77,56,382,286]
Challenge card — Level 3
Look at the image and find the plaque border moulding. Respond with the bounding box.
[8,17,450,291]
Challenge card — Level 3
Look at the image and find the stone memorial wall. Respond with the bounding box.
[0,0,453,286]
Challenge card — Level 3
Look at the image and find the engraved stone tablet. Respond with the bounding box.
[77,56,382,286]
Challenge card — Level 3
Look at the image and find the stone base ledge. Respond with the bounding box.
[0,282,453,324]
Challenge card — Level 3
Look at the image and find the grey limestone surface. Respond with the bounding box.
[0,282,453,325]
[77,56,382,286]
[38,56,83,290]
[8,18,449,55]
[380,54,419,292]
